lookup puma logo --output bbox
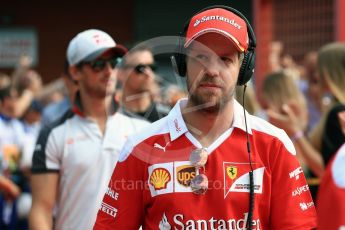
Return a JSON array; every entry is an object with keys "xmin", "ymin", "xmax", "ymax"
[{"xmin": 154, "ymin": 142, "xmax": 170, "ymax": 152}]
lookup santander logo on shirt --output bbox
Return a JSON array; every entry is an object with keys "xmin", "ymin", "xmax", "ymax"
[{"xmin": 158, "ymin": 212, "xmax": 261, "ymax": 230}]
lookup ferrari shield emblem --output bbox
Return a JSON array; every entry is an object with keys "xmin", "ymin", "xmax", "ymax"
[{"xmin": 226, "ymin": 166, "xmax": 238, "ymax": 180}]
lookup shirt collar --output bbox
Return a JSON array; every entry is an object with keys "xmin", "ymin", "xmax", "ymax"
[
  {"xmin": 167, "ymin": 98, "xmax": 252, "ymax": 141},
  {"xmin": 72, "ymin": 91, "xmax": 120, "ymax": 117},
  {"xmin": 167, "ymin": 99, "xmax": 189, "ymax": 141},
  {"xmin": 232, "ymin": 99, "xmax": 252, "ymax": 134}
]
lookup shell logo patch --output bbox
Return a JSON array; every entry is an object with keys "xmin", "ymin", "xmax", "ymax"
[
  {"xmin": 176, "ymin": 165, "xmax": 196, "ymax": 187},
  {"xmin": 150, "ymin": 168, "xmax": 171, "ymax": 190}
]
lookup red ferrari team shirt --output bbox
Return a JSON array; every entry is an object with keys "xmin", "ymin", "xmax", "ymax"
[
  {"xmin": 94, "ymin": 99, "xmax": 317, "ymax": 230},
  {"xmin": 317, "ymin": 143, "xmax": 345, "ymax": 230}
]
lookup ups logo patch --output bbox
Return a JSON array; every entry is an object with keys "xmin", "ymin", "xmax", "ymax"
[{"xmin": 176, "ymin": 165, "xmax": 196, "ymax": 187}]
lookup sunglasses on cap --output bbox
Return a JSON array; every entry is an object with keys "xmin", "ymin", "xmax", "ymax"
[
  {"xmin": 189, "ymin": 148, "xmax": 209, "ymax": 195},
  {"xmin": 124, "ymin": 63, "xmax": 158, "ymax": 74},
  {"xmin": 78, "ymin": 56, "xmax": 123, "ymax": 72}
]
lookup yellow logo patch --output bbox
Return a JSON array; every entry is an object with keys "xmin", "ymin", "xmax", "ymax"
[
  {"xmin": 150, "ymin": 168, "xmax": 171, "ymax": 190},
  {"xmin": 176, "ymin": 165, "xmax": 196, "ymax": 187},
  {"xmin": 226, "ymin": 166, "xmax": 238, "ymax": 180}
]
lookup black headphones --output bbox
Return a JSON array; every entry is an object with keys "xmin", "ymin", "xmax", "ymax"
[{"xmin": 171, "ymin": 5, "xmax": 256, "ymax": 86}]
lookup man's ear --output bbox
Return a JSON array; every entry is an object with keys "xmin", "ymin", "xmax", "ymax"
[{"xmin": 69, "ymin": 66, "xmax": 81, "ymax": 82}]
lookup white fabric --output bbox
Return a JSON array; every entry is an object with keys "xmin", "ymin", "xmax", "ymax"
[
  {"xmin": 43, "ymin": 112, "xmax": 148, "ymax": 230},
  {"xmin": 67, "ymin": 29, "xmax": 116, "ymax": 65}
]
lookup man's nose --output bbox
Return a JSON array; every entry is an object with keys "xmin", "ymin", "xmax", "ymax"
[
  {"xmin": 103, "ymin": 62, "xmax": 114, "ymax": 74},
  {"xmin": 204, "ymin": 58, "xmax": 221, "ymax": 77},
  {"xmin": 142, "ymin": 67, "xmax": 155, "ymax": 78}
]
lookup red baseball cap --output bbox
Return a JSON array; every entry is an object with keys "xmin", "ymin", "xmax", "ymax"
[{"xmin": 184, "ymin": 8, "xmax": 249, "ymax": 52}]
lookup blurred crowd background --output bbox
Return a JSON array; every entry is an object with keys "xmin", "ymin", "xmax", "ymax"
[{"xmin": 0, "ymin": 0, "xmax": 345, "ymax": 229}]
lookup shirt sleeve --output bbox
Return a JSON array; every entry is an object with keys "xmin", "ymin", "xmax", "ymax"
[
  {"xmin": 31, "ymin": 125, "xmax": 62, "ymax": 173},
  {"xmin": 93, "ymin": 144, "xmax": 147, "ymax": 230},
  {"xmin": 270, "ymin": 138, "xmax": 317, "ymax": 229}
]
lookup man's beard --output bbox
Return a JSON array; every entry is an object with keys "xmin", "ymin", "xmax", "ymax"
[
  {"xmin": 82, "ymin": 82, "xmax": 115, "ymax": 99},
  {"xmin": 187, "ymin": 76, "xmax": 234, "ymax": 113}
]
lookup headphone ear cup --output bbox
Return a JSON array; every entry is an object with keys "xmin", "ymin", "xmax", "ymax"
[
  {"xmin": 237, "ymin": 51, "xmax": 255, "ymax": 86},
  {"xmin": 172, "ymin": 36, "xmax": 187, "ymax": 77},
  {"xmin": 177, "ymin": 54, "xmax": 187, "ymax": 77}
]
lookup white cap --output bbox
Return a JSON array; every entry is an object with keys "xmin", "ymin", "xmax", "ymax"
[{"xmin": 67, "ymin": 29, "xmax": 125, "ymax": 66}]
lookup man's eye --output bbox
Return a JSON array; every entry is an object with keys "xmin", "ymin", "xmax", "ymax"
[
  {"xmin": 195, "ymin": 54, "xmax": 208, "ymax": 60},
  {"xmin": 221, "ymin": 57, "xmax": 233, "ymax": 63}
]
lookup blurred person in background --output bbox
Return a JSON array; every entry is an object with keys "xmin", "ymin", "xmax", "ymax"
[
  {"xmin": 0, "ymin": 85, "xmax": 27, "ymax": 229},
  {"xmin": 0, "ymin": 73, "xmax": 11, "ymax": 89},
  {"xmin": 267, "ymin": 42, "xmax": 345, "ymax": 178},
  {"xmin": 118, "ymin": 45, "xmax": 169, "ymax": 122},
  {"xmin": 163, "ymin": 84, "xmax": 187, "ymax": 109},
  {"xmin": 262, "ymin": 71, "xmax": 324, "ymax": 200},
  {"xmin": 314, "ymin": 42, "xmax": 345, "ymax": 165},
  {"xmin": 20, "ymin": 100, "xmax": 43, "ymax": 171},
  {"xmin": 13, "ymin": 69, "xmax": 42, "ymax": 101},
  {"xmin": 41, "ymin": 60, "xmax": 78, "ymax": 126},
  {"xmin": 0, "ymin": 88, "xmax": 19, "ymax": 198},
  {"xmin": 235, "ymin": 83, "xmax": 261, "ymax": 116},
  {"xmin": 29, "ymin": 29, "xmax": 149, "ymax": 230},
  {"xmin": 300, "ymin": 51, "xmax": 327, "ymax": 133},
  {"xmin": 268, "ymin": 41, "xmax": 284, "ymax": 72},
  {"xmin": 11, "ymin": 56, "xmax": 43, "ymax": 119}
]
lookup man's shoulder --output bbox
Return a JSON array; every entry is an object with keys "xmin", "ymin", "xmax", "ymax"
[
  {"xmin": 118, "ymin": 116, "xmax": 170, "ymax": 162},
  {"xmin": 42, "ymin": 98, "xmax": 71, "ymax": 125},
  {"xmin": 39, "ymin": 109, "xmax": 75, "ymax": 139},
  {"xmin": 249, "ymin": 114, "xmax": 282, "ymax": 133},
  {"xmin": 248, "ymin": 114, "xmax": 296, "ymax": 155},
  {"xmin": 128, "ymin": 115, "xmax": 170, "ymax": 146},
  {"xmin": 112, "ymin": 112, "xmax": 150, "ymax": 129}
]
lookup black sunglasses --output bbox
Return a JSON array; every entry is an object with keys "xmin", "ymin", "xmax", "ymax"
[
  {"xmin": 124, "ymin": 64, "xmax": 157, "ymax": 74},
  {"xmin": 78, "ymin": 56, "xmax": 123, "ymax": 72}
]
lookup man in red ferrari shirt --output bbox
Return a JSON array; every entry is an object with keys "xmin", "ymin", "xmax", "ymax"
[{"xmin": 94, "ymin": 5, "xmax": 317, "ymax": 229}]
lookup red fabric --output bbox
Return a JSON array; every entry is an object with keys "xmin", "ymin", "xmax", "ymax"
[
  {"xmin": 185, "ymin": 8, "xmax": 249, "ymax": 52},
  {"xmin": 317, "ymin": 145, "xmax": 345, "ymax": 230},
  {"xmin": 94, "ymin": 129, "xmax": 316, "ymax": 229}
]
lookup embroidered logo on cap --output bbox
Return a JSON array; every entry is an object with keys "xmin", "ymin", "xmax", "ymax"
[{"xmin": 193, "ymin": 15, "xmax": 242, "ymax": 30}]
